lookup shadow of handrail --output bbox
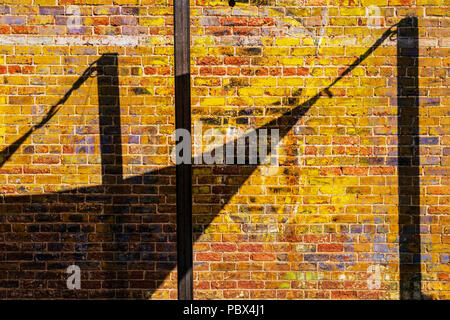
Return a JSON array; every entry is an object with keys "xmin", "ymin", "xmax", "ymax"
[{"xmin": 0, "ymin": 59, "xmax": 99, "ymax": 168}]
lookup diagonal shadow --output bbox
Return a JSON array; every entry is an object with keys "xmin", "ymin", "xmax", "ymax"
[
  {"xmin": 0, "ymin": 19, "xmax": 422, "ymax": 299},
  {"xmin": 0, "ymin": 60, "xmax": 99, "ymax": 168}
]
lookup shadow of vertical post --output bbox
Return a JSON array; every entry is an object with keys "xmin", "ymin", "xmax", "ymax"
[
  {"xmin": 96, "ymin": 53, "xmax": 126, "ymax": 297},
  {"xmin": 397, "ymin": 17, "xmax": 422, "ymax": 300},
  {"xmin": 97, "ymin": 53, "xmax": 123, "ymax": 185}
]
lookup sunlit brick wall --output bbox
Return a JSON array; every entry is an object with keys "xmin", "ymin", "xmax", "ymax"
[{"xmin": 0, "ymin": 0, "xmax": 448, "ymax": 299}]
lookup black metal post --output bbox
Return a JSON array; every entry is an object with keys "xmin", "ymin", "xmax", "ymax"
[{"xmin": 174, "ymin": 0, "xmax": 193, "ymax": 300}]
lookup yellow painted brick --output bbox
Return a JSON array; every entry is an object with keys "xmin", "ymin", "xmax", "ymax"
[
  {"xmin": 275, "ymin": 38, "xmax": 301, "ymax": 46},
  {"xmin": 302, "ymin": 37, "xmax": 315, "ymax": 46},
  {"xmin": 192, "ymin": 47, "xmax": 208, "ymax": 56},
  {"xmin": 61, "ymin": 174, "xmax": 89, "ymax": 184},
  {"xmin": 251, "ymin": 57, "xmax": 277, "ymax": 66},
  {"xmin": 319, "ymin": 206, "xmax": 346, "ymax": 214},
  {"xmin": 227, "ymin": 97, "xmax": 253, "ymax": 106},
  {"xmin": 305, "ymin": 78, "xmax": 331, "ymax": 87},
  {"xmin": 238, "ymin": 87, "xmax": 264, "ymax": 96},
  {"xmin": 154, "ymin": 47, "xmax": 174, "ymax": 55},
  {"xmin": 239, "ymin": 186, "xmax": 265, "ymax": 195},
  {"xmin": 331, "ymin": 215, "xmax": 357, "ymax": 223},
  {"xmin": 114, "ymin": 0, "xmax": 140, "ymax": 4},
  {"xmin": 278, "ymin": 78, "xmax": 304, "ymax": 87},
  {"xmin": 361, "ymin": 0, "xmax": 388, "ymax": 4},
  {"xmin": 426, "ymin": 8, "xmax": 447, "ymax": 16},
  {"xmin": 417, "ymin": 0, "xmax": 444, "ymax": 4},
  {"xmin": 200, "ymin": 97, "xmax": 225, "ymax": 106},
  {"xmin": 15, "ymin": 46, "xmax": 42, "ymax": 55},
  {"xmin": 291, "ymin": 47, "xmax": 317, "ymax": 56},
  {"xmin": 34, "ymin": 56, "xmax": 60, "ymax": 65},
  {"xmin": 279, "ymin": 57, "xmax": 304, "ymax": 66},
  {"xmin": 0, "ymin": 45, "xmax": 13, "ymax": 55},
  {"xmin": 6, "ymin": 56, "xmax": 32, "ymax": 64},
  {"xmin": 36, "ymin": 176, "xmax": 61, "ymax": 184},
  {"xmin": 303, "ymin": 196, "xmax": 329, "ymax": 204},
  {"xmin": 340, "ymin": 7, "xmax": 366, "ymax": 16},
  {"xmin": 208, "ymin": 46, "xmax": 234, "ymax": 56},
  {"xmin": 254, "ymin": 97, "xmax": 281, "ymax": 106},
  {"xmin": 347, "ymin": 88, "xmax": 374, "ymax": 97},
  {"xmin": 194, "ymin": 77, "xmax": 221, "ymax": 86},
  {"xmin": 250, "ymin": 78, "xmax": 276, "ymax": 87},
  {"xmin": 193, "ymin": 36, "xmax": 215, "ymax": 46},
  {"xmin": 304, "ymin": 215, "xmax": 330, "ymax": 224},
  {"xmin": 263, "ymin": 47, "xmax": 290, "ymax": 56},
  {"xmin": 223, "ymin": 78, "xmax": 249, "ymax": 87},
  {"xmin": 264, "ymin": 88, "xmax": 290, "ymax": 96},
  {"xmin": 278, "ymin": 17, "xmax": 303, "ymax": 27},
  {"xmin": 318, "ymin": 47, "xmax": 345, "ymax": 56},
  {"xmin": 360, "ymin": 78, "xmax": 387, "ymax": 87},
  {"xmin": 140, "ymin": 17, "xmax": 165, "ymax": 26},
  {"xmin": 331, "ymin": 195, "xmax": 357, "ymax": 205},
  {"xmin": 330, "ymin": 17, "xmax": 358, "ymax": 26},
  {"xmin": 3, "ymin": 76, "xmax": 29, "ymax": 85}
]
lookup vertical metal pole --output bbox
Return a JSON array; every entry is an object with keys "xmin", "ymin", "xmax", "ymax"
[{"xmin": 174, "ymin": 0, "xmax": 193, "ymax": 300}]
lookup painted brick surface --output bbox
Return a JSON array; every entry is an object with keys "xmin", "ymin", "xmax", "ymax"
[{"xmin": 0, "ymin": 0, "xmax": 448, "ymax": 299}]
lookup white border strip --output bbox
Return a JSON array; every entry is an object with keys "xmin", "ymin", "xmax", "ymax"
[{"xmin": 0, "ymin": 35, "xmax": 147, "ymax": 47}]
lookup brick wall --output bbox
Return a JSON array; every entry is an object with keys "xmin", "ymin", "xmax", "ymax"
[{"xmin": 0, "ymin": 0, "xmax": 448, "ymax": 299}]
